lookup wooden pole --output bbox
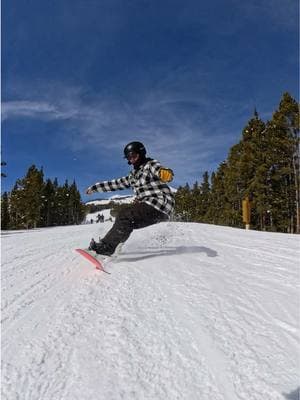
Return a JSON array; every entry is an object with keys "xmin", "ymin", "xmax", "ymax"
[{"xmin": 242, "ymin": 197, "xmax": 251, "ymax": 230}]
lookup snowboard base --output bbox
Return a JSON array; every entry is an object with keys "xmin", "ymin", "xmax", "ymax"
[{"xmin": 75, "ymin": 249, "xmax": 110, "ymax": 273}]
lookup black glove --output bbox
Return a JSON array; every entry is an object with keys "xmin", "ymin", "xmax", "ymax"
[{"xmin": 86, "ymin": 185, "xmax": 97, "ymax": 195}]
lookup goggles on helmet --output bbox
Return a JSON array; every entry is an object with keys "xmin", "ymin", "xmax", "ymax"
[{"xmin": 125, "ymin": 151, "xmax": 139, "ymax": 160}]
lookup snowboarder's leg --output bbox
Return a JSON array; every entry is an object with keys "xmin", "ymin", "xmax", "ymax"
[{"xmin": 93, "ymin": 202, "xmax": 168, "ymax": 255}]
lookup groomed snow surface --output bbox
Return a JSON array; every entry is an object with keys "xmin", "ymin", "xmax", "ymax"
[{"xmin": 2, "ymin": 220, "xmax": 299, "ymax": 400}]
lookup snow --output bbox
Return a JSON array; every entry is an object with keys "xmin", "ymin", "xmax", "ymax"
[
  {"xmin": 85, "ymin": 186, "xmax": 176, "ymax": 207},
  {"xmin": 85, "ymin": 208, "xmax": 114, "ymax": 223},
  {"xmin": 86, "ymin": 195, "xmax": 135, "ymax": 206},
  {"xmin": 1, "ymin": 221, "xmax": 300, "ymax": 400}
]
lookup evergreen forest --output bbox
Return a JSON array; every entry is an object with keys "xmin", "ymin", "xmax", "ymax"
[
  {"xmin": 1, "ymin": 92, "xmax": 299, "ymax": 233},
  {"xmin": 1, "ymin": 166, "xmax": 86, "ymax": 229},
  {"xmin": 174, "ymin": 92, "xmax": 299, "ymax": 233}
]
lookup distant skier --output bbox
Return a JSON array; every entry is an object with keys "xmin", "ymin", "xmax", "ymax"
[{"xmin": 86, "ymin": 141, "xmax": 175, "ymax": 256}]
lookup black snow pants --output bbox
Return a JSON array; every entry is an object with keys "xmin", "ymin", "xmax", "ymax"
[{"xmin": 102, "ymin": 202, "xmax": 168, "ymax": 253}]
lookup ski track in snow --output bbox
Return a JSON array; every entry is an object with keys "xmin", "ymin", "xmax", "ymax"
[{"xmin": 1, "ymin": 222, "xmax": 299, "ymax": 400}]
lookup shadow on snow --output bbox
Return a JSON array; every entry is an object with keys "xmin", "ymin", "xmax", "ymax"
[
  {"xmin": 119, "ymin": 245, "xmax": 218, "ymax": 262},
  {"xmin": 283, "ymin": 387, "xmax": 300, "ymax": 400}
]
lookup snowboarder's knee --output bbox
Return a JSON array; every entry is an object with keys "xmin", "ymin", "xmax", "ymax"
[{"xmin": 117, "ymin": 205, "xmax": 132, "ymax": 218}]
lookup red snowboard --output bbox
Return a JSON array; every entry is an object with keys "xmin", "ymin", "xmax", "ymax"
[{"xmin": 75, "ymin": 249, "xmax": 110, "ymax": 273}]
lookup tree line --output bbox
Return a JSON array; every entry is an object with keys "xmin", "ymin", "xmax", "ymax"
[
  {"xmin": 1, "ymin": 92, "xmax": 298, "ymax": 233},
  {"xmin": 174, "ymin": 92, "xmax": 300, "ymax": 233},
  {"xmin": 1, "ymin": 165, "xmax": 86, "ymax": 229}
]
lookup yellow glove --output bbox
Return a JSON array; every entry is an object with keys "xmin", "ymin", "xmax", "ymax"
[{"xmin": 159, "ymin": 168, "xmax": 174, "ymax": 183}]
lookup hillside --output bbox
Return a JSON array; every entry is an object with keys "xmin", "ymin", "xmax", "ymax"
[
  {"xmin": 1, "ymin": 221, "xmax": 299, "ymax": 400},
  {"xmin": 85, "ymin": 194, "xmax": 135, "ymax": 207}
]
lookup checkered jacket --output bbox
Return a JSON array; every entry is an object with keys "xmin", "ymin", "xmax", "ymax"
[{"xmin": 92, "ymin": 159, "xmax": 175, "ymax": 216}]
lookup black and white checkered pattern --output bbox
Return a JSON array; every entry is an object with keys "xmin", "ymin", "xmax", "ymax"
[{"xmin": 93, "ymin": 159, "xmax": 175, "ymax": 216}]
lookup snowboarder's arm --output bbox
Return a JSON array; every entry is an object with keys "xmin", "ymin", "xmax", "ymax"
[
  {"xmin": 159, "ymin": 168, "xmax": 174, "ymax": 183},
  {"xmin": 149, "ymin": 160, "xmax": 174, "ymax": 183},
  {"xmin": 86, "ymin": 176, "xmax": 130, "ymax": 194}
]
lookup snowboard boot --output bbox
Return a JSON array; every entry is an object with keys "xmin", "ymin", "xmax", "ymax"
[{"xmin": 88, "ymin": 238, "xmax": 114, "ymax": 256}]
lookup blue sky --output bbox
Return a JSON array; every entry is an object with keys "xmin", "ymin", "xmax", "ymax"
[{"xmin": 2, "ymin": 0, "xmax": 299, "ymax": 201}]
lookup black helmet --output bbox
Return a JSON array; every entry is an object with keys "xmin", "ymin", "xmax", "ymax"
[{"xmin": 123, "ymin": 141, "xmax": 146, "ymax": 158}]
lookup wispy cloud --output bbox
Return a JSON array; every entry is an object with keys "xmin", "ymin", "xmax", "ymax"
[
  {"xmin": 1, "ymin": 80, "xmax": 251, "ymax": 185},
  {"xmin": 2, "ymin": 100, "xmax": 80, "ymax": 121}
]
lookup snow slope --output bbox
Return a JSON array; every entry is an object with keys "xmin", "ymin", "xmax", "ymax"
[
  {"xmin": 1, "ymin": 221, "xmax": 299, "ymax": 400},
  {"xmin": 85, "ymin": 208, "xmax": 114, "ymax": 223},
  {"xmin": 85, "ymin": 195, "xmax": 135, "ymax": 207}
]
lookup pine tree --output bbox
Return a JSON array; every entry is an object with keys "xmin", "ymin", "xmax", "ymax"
[
  {"xmin": 41, "ymin": 179, "xmax": 55, "ymax": 226},
  {"xmin": 241, "ymin": 113, "xmax": 269, "ymax": 230},
  {"xmin": 54, "ymin": 181, "xmax": 68, "ymax": 225},
  {"xmin": 21, "ymin": 166, "xmax": 44, "ymax": 228},
  {"xmin": 68, "ymin": 180, "xmax": 84, "ymax": 225},
  {"xmin": 174, "ymin": 184, "xmax": 192, "ymax": 221},
  {"xmin": 224, "ymin": 142, "xmax": 245, "ymax": 227},
  {"xmin": 51, "ymin": 178, "xmax": 60, "ymax": 226},
  {"xmin": 274, "ymin": 92, "xmax": 299, "ymax": 232},
  {"xmin": 191, "ymin": 181, "xmax": 201, "ymax": 221},
  {"xmin": 191, "ymin": 172, "xmax": 211, "ymax": 222},
  {"xmin": 1, "ymin": 192, "xmax": 10, "ymax": 230},
  {"xmin": 9, "ymin": 180, "xmax": 26, "ymax": 229},
  {"xmin": 221, "ymin": 112, "xmax": 265, "ymax": 228},
  {"xmin": 208, "ymin": 162, "xmax": 230, "ymax": 226},
  {"xmin": 200, "ymin": 171, "xmax": 210, "ymax": 222},
  {"xmin": 262, "ymin": 94, "xmax": 299, "ymax": 232},
  {"xmin": 63, "ymin": 180, "xmax": 72, "ymax": 225}
]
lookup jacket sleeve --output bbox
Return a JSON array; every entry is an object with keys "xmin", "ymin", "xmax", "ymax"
[
  {"xmin": 149, "ymin": 160, "xmax": 174, "ymax": 183},
  {"xmin": 93, "ymin": 176, "xmax": 131, "ymax": 192}
]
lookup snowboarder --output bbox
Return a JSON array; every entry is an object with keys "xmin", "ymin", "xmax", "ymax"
[{"xmin": 86, "ymin": 141, "xmax": 175, "ymax": 256}]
